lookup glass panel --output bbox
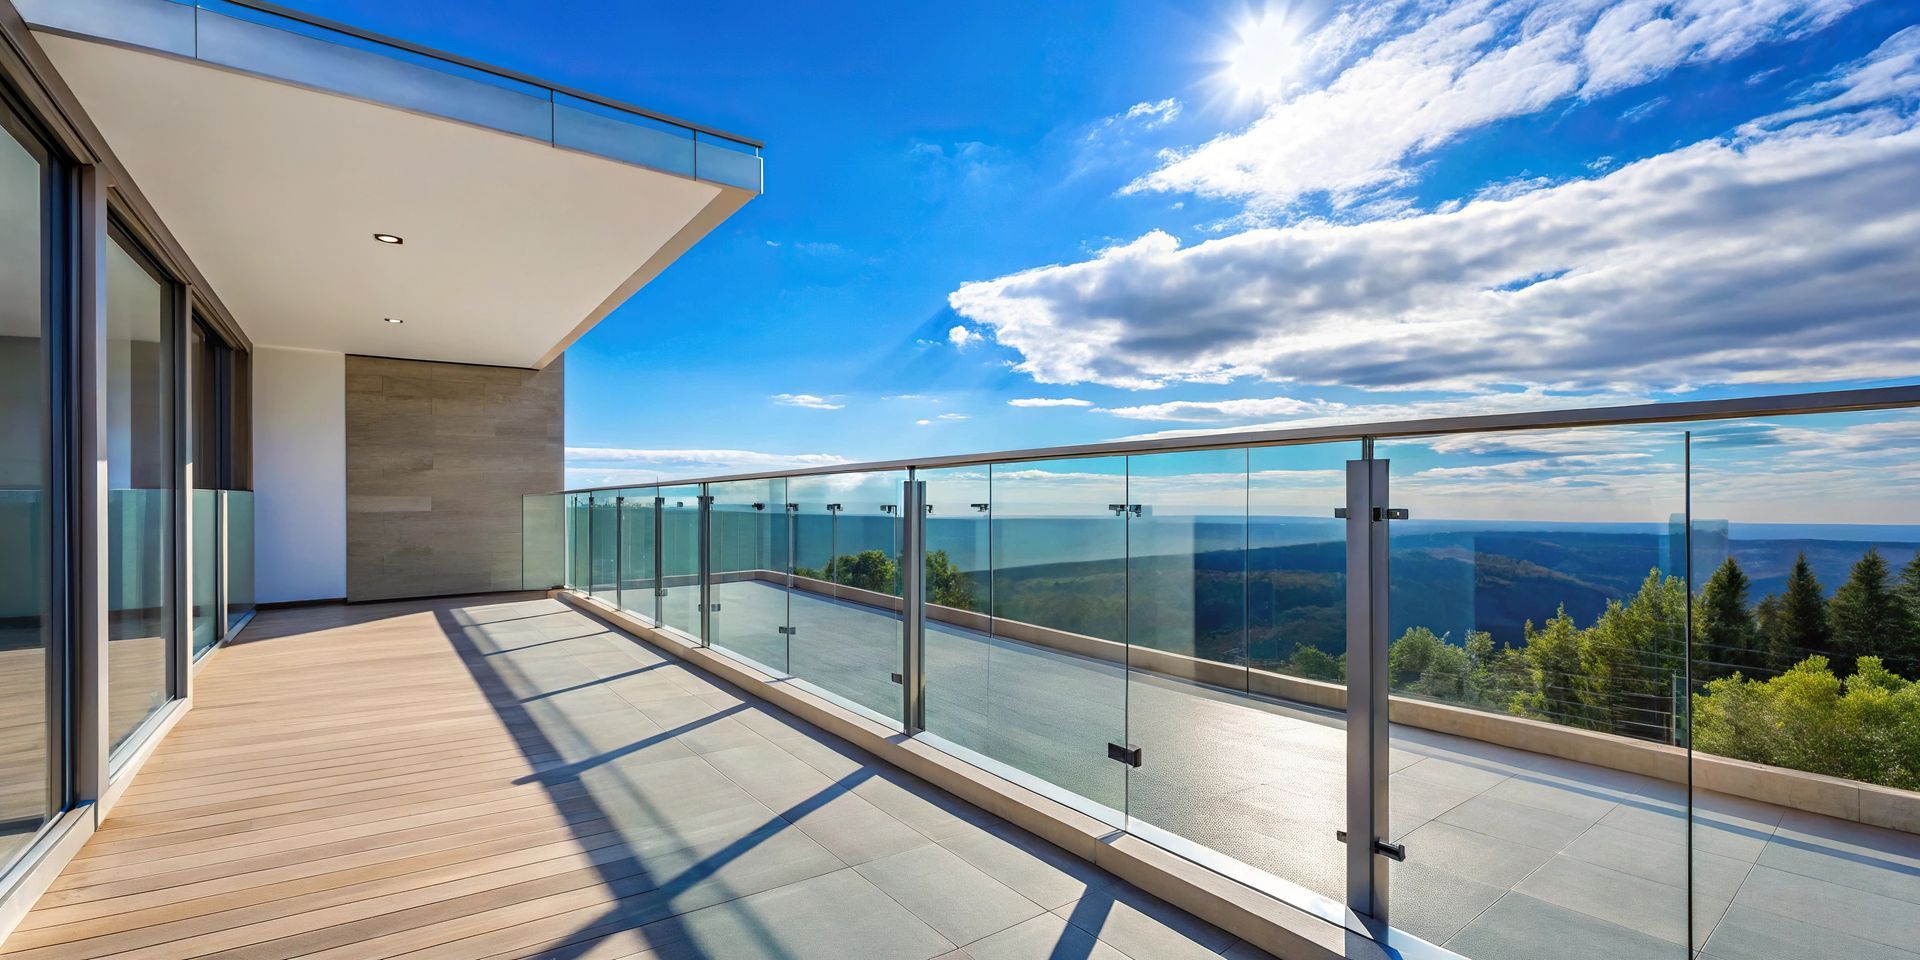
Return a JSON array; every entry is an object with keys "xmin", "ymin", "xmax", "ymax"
[
  {"xmin": 788, "ymin": 470, "xmax": 904, "ymax": 725},
  {"xmin": 695, "ymin": 133, "xmax": 764, "ymax": 191},
  {"xmin": 190, "ymin": 489, "xmax": 217, "ymax": 657},
  {"xmin": 1123, "ymin": 445, "xmax": 1352, "ymax": 915},
  {"xmin": 617, "ymin": 487, "xmax": 657, "ymax": 621},
  {"xmin": 925, "ymin": 457, "xmax": 1128, "ymax": 823},
  {"xmin": 554, "ymin": 94, "xmax": 695, "ymax": 178},
  {"xmin": 0, "ymin": 104, "xmax": 51, "ymax": 868},
  {"xmin": 224, "ymin": 490, "xmax": 252, "ymax": 630},
  {"xmin": 1381, "ymin": 427, "xmax": 1689, "ymax": 955},
  {"xmin": 709, "ymin": 478, "xmax": 788, "ymax": 671},
  {"xmin": 568, "ymin": 493, "xmax": 589, "ymax": 591},
  {"xmin": 106, "ymin": 233, "xmax": 174, "ymax": 758},
  {"xmin": 658, "ymin": 485, "xmax": 703, "ymax": 639},
  {"xmin": 588, "ymin": 491, "xmax": 618, "ymax": 604},
  {"xmin": 194, "ymin": 2, "xmax": 553, "ymax": 141},
  {"xmin": 521, "ymin": 493, "xmax": 566, "ymax": 590},
  {"xmin": 1688, "ymin": 411, "xmax": 1920, "ymax": 960}
]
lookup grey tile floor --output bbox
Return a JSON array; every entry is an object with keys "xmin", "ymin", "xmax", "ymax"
[
  {"xmin": 645, "ymin": 581, "xmax": 1920, "ymax": 960},
  {"xmin": 443, "ymin": 597, "xmax": 1270, "ymax": 960}
]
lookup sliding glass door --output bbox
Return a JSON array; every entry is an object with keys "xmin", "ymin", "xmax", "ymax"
[
  {"xmin": 0, "ymin": 88, "xmax": 57, "ymax": 873},
  {"xmin": 105, "ymin": 228, "xmax": 175, "ymax": 758}
]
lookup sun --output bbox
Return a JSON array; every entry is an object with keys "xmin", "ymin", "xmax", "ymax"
[{"xmin": 1217, "ymin": 3, "xmax": 1312, "ymax": 106}]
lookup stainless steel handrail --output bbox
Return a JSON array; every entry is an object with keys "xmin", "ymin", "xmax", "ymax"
[{"xmin": 554, "ymin": 383, "xmax": 1920, "ymax": 494}]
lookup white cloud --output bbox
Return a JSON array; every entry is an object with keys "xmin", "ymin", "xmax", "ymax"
[
  {"xmin": 915, "ymin": 419, "xmax": 932, "ymax": 426},
  {"xmin": 1127, "ymin": 0, "xmax": 1862, "ymax": 213},
  {"xmin": 1124, "ymin": 98, "xmax": 1182, "ymax": 127},
  {"xmin": 947, "ymin": 325, "xmax": 983, "ymax": 348},
  {"xmin": 937, "ymin": 412, "xmax": 969, "ymax": 420},
  {"xmin": 1106, "ymin": 387, "xmax": 1649, "ymax": 429},
  {"xmin": 953, "ymin": 94, "xmax": 1920, "ymax": 394},
  {"xmin": 565, "ymin": 447, "xmax": 850, "ymax": 487},
  {"xmin": 771, "ymin": 393, "xmax": 845, "ymax": 410},
  {"xmin": 1007, "ymin": 397, "xmax": 1095, "ymax": 408}
]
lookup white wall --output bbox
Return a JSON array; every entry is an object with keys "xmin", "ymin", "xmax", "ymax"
[{"xmin": 253, "ymin": 347, "xmax": 345, "ymax": 603}]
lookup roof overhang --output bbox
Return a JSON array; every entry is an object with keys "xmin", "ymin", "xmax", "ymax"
[{"xmin": 19, "ymin": 0, "xmax": 761, "ymax": 368}]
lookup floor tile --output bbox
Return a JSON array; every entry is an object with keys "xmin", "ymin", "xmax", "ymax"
[
  {"xmin": 854, "ymin": 843, "xmax": 1047, "ymax": 945},
  {"xmin": 1444, "ymin": 892, "xmax": 1680, "ymax": 960}
]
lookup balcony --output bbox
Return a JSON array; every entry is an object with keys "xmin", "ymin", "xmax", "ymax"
[{"xmin": 2, "ymin": 594, "xmax": 1262, "ymax": 959}]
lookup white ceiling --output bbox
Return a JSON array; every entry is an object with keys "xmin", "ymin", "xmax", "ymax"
[{"xmin": 38, "ymin": 34, "xmax": 736, "ymax": 368}]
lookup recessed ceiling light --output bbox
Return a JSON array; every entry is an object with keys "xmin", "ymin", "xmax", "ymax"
[
  {"xmin": 373, "ymin": 233, "xmax": 404, "ymax": 244},
  {"xmin": 383, "ymin": 317, "xmax": 404, "ymax": 324}
]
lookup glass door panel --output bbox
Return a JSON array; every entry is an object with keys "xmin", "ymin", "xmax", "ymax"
[
  {"xmin": 0, "ymin": 102, "xmax": 53, "ymax": 868},
  {"xmin": 709, "ymin": 478, "xmax": 787, "ymax": 671},
  {"xmin": 105, "ymin": 232, "xmax": 175, "ymax": 758},
  {"xmin": 617, "ymin": 487, "xmax": 657, "ymax": 622},
  {"xmin": 658, "ymin": 485, "xmax": 703, "ymax": 639},
  {"xmin": 1378, "ymin": 427, "xmax": 1689, "ymax": 956},
  {"xmin": 789, "ymin": 470, "xmax": 904, "ymax": 724}
]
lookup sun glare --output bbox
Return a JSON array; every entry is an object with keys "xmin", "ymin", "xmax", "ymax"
[{"xmin": 1219, "ymin": 4, "xmax": 1310, "ymax": 105}]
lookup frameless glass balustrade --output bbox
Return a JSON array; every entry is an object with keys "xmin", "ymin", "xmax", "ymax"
[{"xmin": 543, "ymin": 390, "xmax": 1920, "ymax": 960}]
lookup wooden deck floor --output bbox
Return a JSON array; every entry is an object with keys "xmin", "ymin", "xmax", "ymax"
[{"xmin": 2, "ymin": 594, "xmax": 1259, "ymax": 960}]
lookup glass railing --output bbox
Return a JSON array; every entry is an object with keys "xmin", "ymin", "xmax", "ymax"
[
  {"xmin": 540, "ymin": 386, "xmax": 1920, "ymax": 960},
  {"xmin": 189, "ymin": 488, "xmax": 257, "ymax": 663},
  {"xmin": 16, "ymin": 0, "xmax": 763, "ymax": 191}
]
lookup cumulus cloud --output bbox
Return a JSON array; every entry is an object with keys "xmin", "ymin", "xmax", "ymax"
[
  {"xmin": 771, "ymin": 393, "xmax": 845, "ymax": 410},
  {"xmin": 1108, "ymin": 387, "xmax": 1649, "ymax": 431},
  {"xmin": 954, "ymin": 92, "xmax": 1920, "ymax": 393},
  {"xmin": 947, "ymin": 325, "xmax": 983, "ymax": 348},
  {"xmin": 1007, "ymin": 397, "xmax": 1095, "ymax": 408},
  {"xmin": 565, "ymin": 447, "xmax": 849, "ymax": 487},
  {"xmin": 1127, "ymin": 0, "xmax": 1862, "ymax": 213}
]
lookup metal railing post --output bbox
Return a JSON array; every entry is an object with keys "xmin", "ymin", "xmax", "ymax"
[
  {"xmin": 698, "ymin": 485, "xmax": 713, "ymax": 645},
  {"xmin": 901, "ymin": 474, "xmax": 927, "ymax": 732},
  {"xmin": 1344, "ymin": 451, "xmax": 1393, "ymax": 920}
]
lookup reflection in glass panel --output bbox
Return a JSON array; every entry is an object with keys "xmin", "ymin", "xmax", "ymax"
[
  {"xmin": 659, "ymin": 485, "xmax": 703, "ymax": 639},
  {"xmin": 788, "ymin": 470, "xmax": 904, "ymax": 724},
  {"xmin": 190, "ymin": 489, "xmax": 217, "ymax": 657},
  {"xmin": 225, "ymin": 490, "xmax": 253, "ymax": 630},
  {"xmin": 925, "ymin": 458, "xmax": 1128, "ymax": 821},
  {"xmin": 617, "ymin": 487, "xmax": 657, "ymax": 622},
  {"xmin": 1380, "ymin": 427, "xmax": 1689, "ymax": 956},
  {"xmin": 1689, "ymin": 411, "xmax": 1920, "ymax": 960},
  {"xmin": 107, "ymin": 233, "xmax": 174, "ymax": 758},
  {"xmin": 0, "ymin": 106, "xmax": 51, "ymax": 868},
  {"xmin": 589, "ymin": 491, "xmax": 619, "ymax": 604},
  {"xmin": 709, "ymin": 478, "xmax": 788, "ymax": 671}
]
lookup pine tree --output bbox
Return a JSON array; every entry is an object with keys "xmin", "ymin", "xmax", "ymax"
[
  {"xmin": 1830, "ymin": 547, "xmax": 1917, "ymax": 677},
  {"xmin": 1699, "ymin": 557, "xmax": 1760, "ymax": 679},
  {"xmin": 1901, "ymin": 552, "xmax": 1920, "ymax": 636},
  {"xmin": 1774, "ymin": 553, "xmax": 1832, "ymax": 671}
]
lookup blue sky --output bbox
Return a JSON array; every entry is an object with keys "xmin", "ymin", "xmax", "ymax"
[{"xmin": 280, "ymin": 1, "xmax": 1920, "ymax": 491}]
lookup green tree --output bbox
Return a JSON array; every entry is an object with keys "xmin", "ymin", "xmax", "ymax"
[
  {"xmin": 924, "ymin": 549, "xmax": 978, "ymax": 611},
  {"xmin": 1900, "ymin": 552, "xmax": 1920, "ymax": 642},
  {"xmin": 1771, "ymin": 553, "xmax": 1833, "ymax": 672},
  {"xmin": 820, "ymin": 550, "xmax": 898, "ymax": 594},
  {"xmin": 1693, "ymin": 654, "xmax": 1920, "ymax": 790},
  {"xmin": 1511, "ymin": 607, "xmax": 1590, "ymax": 728},
  {"xmin": 1698, "ymin": 557, "xmax": 1761, "ymax": 679},
  {"xmin": 1829, "ymin": 547, "xmax": 1917, "ymax": 677},
  {"xmin": 1285, "ymin": 643, "xmax": 1345, "ymax": 683},
  {"xmin": 1577, "ymin": 569, "xmax": 1689, "ymax": 740}
]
